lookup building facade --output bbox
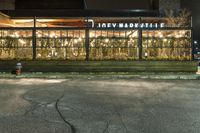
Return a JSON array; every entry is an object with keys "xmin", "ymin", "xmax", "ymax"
[
  {"xmin": 0, "ymin": 0, "xmax": 194, "ymax": 61},
  {"xmin": 0, "ymin": 0, "xmax": 15, "ymax": 10}
]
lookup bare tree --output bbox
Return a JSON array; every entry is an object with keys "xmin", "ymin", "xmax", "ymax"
[{"xmin": 164, "ymin": 8, "xmax": 191, "ymax": 27}]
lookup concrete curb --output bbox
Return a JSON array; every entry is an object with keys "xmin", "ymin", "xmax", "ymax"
[{"xmin": 0, "ymin": 73, "xmax": 200, "ymax": 80}]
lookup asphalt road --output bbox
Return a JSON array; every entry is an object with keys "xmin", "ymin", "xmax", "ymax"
[{"xmin": 0, "ymin": 78, "xmax": 200, "ymax": 133}]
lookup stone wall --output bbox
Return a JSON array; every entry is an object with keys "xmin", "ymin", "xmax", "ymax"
[
  {"xmin": 159, "ymin": 0, "xmax": 180, "ymax": 14},
  {"xmin": 0, "ymin": 0, "xmax": 15, "ymax": 10}
]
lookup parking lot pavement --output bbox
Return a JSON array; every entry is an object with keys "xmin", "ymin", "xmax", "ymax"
[{"xmin": 0, "ymin": 78, "xmax": 200, "ymax": 133}]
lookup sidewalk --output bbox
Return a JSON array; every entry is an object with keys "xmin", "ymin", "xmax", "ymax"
[{"xmin": 0, "ymin": 72, "xmax": 200, "ymax": 80}]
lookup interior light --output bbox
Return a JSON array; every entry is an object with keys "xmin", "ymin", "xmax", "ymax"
[
  {"xmin": 145, "ymin": 52, "xmax": 148, "ymax": 57},
  {"xmin": 105, "ymin": 39, "xmax": 109, "ymax": 43},
  {"xmin": 12, "ymin": 19, "xmax": 33, "ymax": 23},
  {"xmin": 159, "ymin": 34, "xmax": 163, "ymax": 38},
  {"xmin": 175, "ymin": 34, "xmax": 182, "ymax": 38},
  {"xmin": 37, "ymin": 34, "xmax": 42, "ymax": 38},
  {"xmin": 50, "ymin": 33, "xmax": 56, "ymax": 38},
  {"xmin": 37, "ymin": 54, "xmax": 41, "ymax": 57},
  {"xmin": 90, "ymin": 33, "xmax": 95, "ymax": 37},
  {"xmin": 78, "ymin": 37, "xmax": 82, "ymax": 42},
  {"xmin": 19, "ymin": 39, "xmax": 26, "ymax": 44},
  {"xmin": 158, "ymin": 32, "xmax": 162, "ymax": 35},
  {"xmin": 168, "ymin": 34, "xmax": 172, "ymax": 37},
  {"xmin": 15, "ymin": 34, "xmax": 19, "ymax": 38},
  {"xmin": 10, "ymin": 34, "xmax": 15, "ymax": 38},
  {"xmin": 181, "ymin": 31, "xmax": 186, "ymax": 34},
  {"xmin": 74, "ymin": 39, "xmax": 78, "ymax": 44},
  {"xmin": 36, "ymin": 19, "xmax": 55, "ymax": 22},
  {"xmin": 1, "ymin": 39, "xmax": 5, "ymax": 43},
  {"xmin": 163, "ymin": 39, "xmax": 167, "ymax": 42}
]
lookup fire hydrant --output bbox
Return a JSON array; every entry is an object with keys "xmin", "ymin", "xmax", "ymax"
[
  {"xmin": 16, "ymin": 62, "xmax": 22, "ymax": 75},
  {"xmin": 198, "ymin": 61, "xmax": 200, "ymax": 74}
]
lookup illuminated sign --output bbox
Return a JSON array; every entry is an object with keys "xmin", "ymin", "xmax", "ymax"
[
  {"xmin": 85, "ymin": 19, "xmax": 165, "ymax": 28},
  {"xmin": 96, "ymin": 23, "xmax": 165, "ymax": 28}
]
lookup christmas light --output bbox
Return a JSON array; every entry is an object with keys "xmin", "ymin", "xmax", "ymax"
[
  {"xmin": 74, "ymin": 39, "xmax": 78, "ymax": 44},
  {"xmin": 19, "ymin": 39, "xmax": 26, "ymax": 44},
  {"xmin": 78, "ymin": 37, "xmax": 82, "ymax": 42},
  {"xmin": 105, "ymin": 39, "xmax": 109, "ymax": 43},
  {"xmin": 163, "ymin": 39, "xmax": 167, "ymax": 42}
]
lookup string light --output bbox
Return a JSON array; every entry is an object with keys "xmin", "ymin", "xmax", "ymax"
[
  {"xmin": 50, "ymin": 33, "xmax": 56, "ymax": 38},
  {"xmin": 158, "ymin": 31, "xmax": 162, "ymax": 35},
  {"xmin": 90, "ymin": 33, "xmax": 95, "ymax": 37},
  {"xmin": 37, "ymin": 54, "xmax": 41, "ymax": 57},
  {"xmin": 37, "ymin": 34, "xmax": 42, "ymax": 38},
  {"xmin": 1, "ymin": 39, "xmax": 5, "ymax": 43},
  {"xmin": 158, "ymin": 31, "xmax": 163, "ymax": 38},
  {"xmin": 148, "ymin": 40, "xmax": 152, "ymax": 43},
  {"xmin": 105, "ymin": 39, "xmax": 109, "ymax": 43},
  {"xmin": 168, "ymin": 34, "xmax": 172, "ymax": 37},
  {"xmin": 163, "ymin": 39, "xmax": 167, "ymax": 42},
  {"xmin": 159, "ymin": 34, "xmax": 163, "ymax": 38},
  {"xmin": 78, "ymin": 37, "xmax": 82, "ymax": 42},
  {"xmin": 181, "ymin": 31, "xmax": 186, "ymax": 34},
  {"xmin": 19, "ymin": 39, "xmax": 26, "ymax": 44},
  {"xmin": 74, "ymin": 39, "xmax": 78, "ymax": 44},
  {"xmin": 10, "ymin": 34, "xmax": 15, "ymax": 37},
  {"xmin": 175, "ymin": 34, "xmax": 181, "ymax": 38},
  {"xmin": 15, "ymin": 32, "xmax": 19, "ymax": 38}
]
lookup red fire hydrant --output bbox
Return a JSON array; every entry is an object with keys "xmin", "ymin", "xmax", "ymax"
[{"xmin": 16, "ymin": 62, "xmax": 22, "ymax": 75}]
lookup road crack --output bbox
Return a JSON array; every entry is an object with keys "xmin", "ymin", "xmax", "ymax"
[
  {"xmin": 103, "ymin": 121, "xmax": 110, "ymax": 133},
  {"xmin": 55, "ymin": 94, "xmax": 76, "ymax": 133}
]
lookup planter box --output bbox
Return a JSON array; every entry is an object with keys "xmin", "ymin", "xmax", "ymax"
[{"xmin": 0, "ymin": 60, "xmax": 198, "ymax": 73}]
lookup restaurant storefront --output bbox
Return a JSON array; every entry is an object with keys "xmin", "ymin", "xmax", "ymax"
[{"xmin": 0, "ymin": 16, "xmax": 193, "ymax": 61}]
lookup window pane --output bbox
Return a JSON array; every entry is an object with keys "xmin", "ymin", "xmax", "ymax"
[
  {"xmin": 36, "ymin": 30, "xmax": 86, "ymax": 60},
  {"xmin": 0, "ymin": 29, "xmax": 32, "ymax": 60},
  {"xmin": 89, "ymin": 30, "xmax": 139, "ymax": 60},
  {"xmin": 142, "ymin": 30, "xmax": 192, "ymax": 60}
]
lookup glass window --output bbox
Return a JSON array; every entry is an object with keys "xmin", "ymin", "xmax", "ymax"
[
  {"xmin": 36, "ymin": 30, "xmax": 86, "ymax": 60},
  {"xmin": 0, "ymin": 29, "xmax": 33, "ymax": 60},
  {"xmin": 142, "ymin": 30, "xmax": 192, "ymax": 60},
  {"xmin": 89, "ymin": 30, "xmax": 139, "ymax": 60}
]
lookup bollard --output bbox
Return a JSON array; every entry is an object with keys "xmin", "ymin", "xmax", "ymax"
[{"xmin": 16, "ymin": 62, "xmax": 22, "ymax": 75}]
